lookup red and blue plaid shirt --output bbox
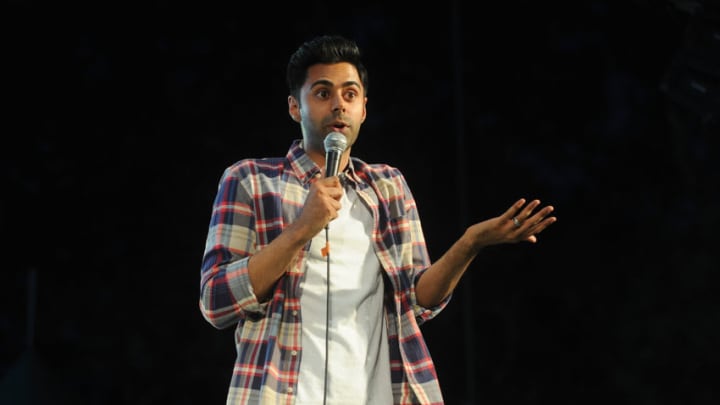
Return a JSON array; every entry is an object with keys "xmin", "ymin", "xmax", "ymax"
[{"xmin": 199, "ymin": 139, "xmax": 450, "ymax": 404}]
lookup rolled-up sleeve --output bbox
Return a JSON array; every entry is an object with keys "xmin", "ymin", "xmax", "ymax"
[{"xmin": 199, "ymin": 164, "xmax": 268, "ymax": 330}]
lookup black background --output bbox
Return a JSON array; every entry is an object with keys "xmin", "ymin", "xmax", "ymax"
[{"xmin": 3, "ymin": 1, "xmax": 719, "ymax": 404}]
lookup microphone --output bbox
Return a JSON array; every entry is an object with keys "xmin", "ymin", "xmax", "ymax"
[
  {"xmin": 320, "ymin": 132, "xmax": 347, "ymax": 402},
  {"xmin": 323, "ymin": 132, "xmax": 348, "ymax": 178}
]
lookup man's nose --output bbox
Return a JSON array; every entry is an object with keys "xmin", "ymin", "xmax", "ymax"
[{"xmin": 331, "ymin": 94, "xmax": 346, "ymax": 112}]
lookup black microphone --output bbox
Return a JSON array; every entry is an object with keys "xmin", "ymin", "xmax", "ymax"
[{"xmin": 323, "ymin": 132, "xmax": 348, "ymax": 178}]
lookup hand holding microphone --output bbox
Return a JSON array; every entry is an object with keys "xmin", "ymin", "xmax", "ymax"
[
  {"xmin": 294, "ymin": 133, "xmax": 348, "ymax": 238},
  {"xmin": 321, "ymin": 132, "xmax": 347, "ymax": 232}
]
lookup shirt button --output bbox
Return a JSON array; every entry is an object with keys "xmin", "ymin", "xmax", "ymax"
[
  {"xmin": 292, "ymin": 310, "xmax": 298, "ymax": 316},
  {"xmin": 287, "ymin": 386, "xmax": 294, "ymax": 394},
  {"xmin": 291, "ymin": 350, "xmax": 298, "ymax": 356}
]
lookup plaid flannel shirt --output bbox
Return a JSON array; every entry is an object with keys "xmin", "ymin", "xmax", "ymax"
[{"xmin": 199, "ymin": 139, "xmax": 450, "ymax": 404}]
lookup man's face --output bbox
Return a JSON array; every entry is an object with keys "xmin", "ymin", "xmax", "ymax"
[{"xmin": 288, "ymin": 62, "xmax": 367, "ymax": 158}]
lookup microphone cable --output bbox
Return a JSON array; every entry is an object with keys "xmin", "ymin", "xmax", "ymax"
[{"xmin": 323, "ymin": 224, "xmax": 331, "ymax": 405}]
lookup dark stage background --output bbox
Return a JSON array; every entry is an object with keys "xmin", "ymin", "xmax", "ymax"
[{"xmin": 2, "ymin": 1, "xmax": 719, "ymax": 404}]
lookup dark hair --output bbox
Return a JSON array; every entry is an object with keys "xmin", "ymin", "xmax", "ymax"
[{"xmin": 286, "ymin": 35, "xmax": 369, "ymax": 100}]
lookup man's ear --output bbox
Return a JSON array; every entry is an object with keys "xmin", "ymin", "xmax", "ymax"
[
  {"xmin": 361, "ymin": 96, "xmax": 368, "ymax": 123},
  {"xmin": 288, "ymin": 95, "xmax": 301, "ymax": 123}
]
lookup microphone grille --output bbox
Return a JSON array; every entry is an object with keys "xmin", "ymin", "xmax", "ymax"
[{"xmin": 323, "ymin": 132, "xmax": 348, "ymax": 153}]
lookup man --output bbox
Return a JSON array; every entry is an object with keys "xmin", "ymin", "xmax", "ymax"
[{"xmin": 199, "ymin": 34, "xmax": 556, "ymax": 404}]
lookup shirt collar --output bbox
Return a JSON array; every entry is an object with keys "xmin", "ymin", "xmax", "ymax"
[{"xmin": 286, "ymin": 139, "xmax": 360, "ymax": 186}]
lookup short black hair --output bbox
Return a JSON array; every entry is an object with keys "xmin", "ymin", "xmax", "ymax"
[{"xmin": 286, "ymin": 35, "xmax": 369, "ymax": 100}]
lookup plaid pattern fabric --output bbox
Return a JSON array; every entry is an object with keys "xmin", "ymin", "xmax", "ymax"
[{"xmin": 199, "ymin": 139, "xmax": 449, "ymax": 404}]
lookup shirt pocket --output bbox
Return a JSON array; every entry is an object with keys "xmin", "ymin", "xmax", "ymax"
[{"xmin": 382, "ymin": 197, "xmax": 413, "ymax": 268}]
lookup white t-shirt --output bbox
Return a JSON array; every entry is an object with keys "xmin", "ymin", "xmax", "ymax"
[{"xmin": 296, "ymin": 185, "xmax": 393, "ymax": 404}]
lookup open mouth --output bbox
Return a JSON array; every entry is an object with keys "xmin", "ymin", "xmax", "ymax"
[{"xmin": 330, "ymin": 122, "xmax": 347, "ymax": 131}]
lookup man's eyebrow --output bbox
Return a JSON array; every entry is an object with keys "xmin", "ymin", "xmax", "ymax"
[{"xmin": 310, "ymin": 79, "xmax": 362, "ymax": 89}]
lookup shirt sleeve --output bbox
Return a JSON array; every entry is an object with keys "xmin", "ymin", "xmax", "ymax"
[{"xmin": 198, "ymin": 163, "xmax": 269, "ymax": 330}]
